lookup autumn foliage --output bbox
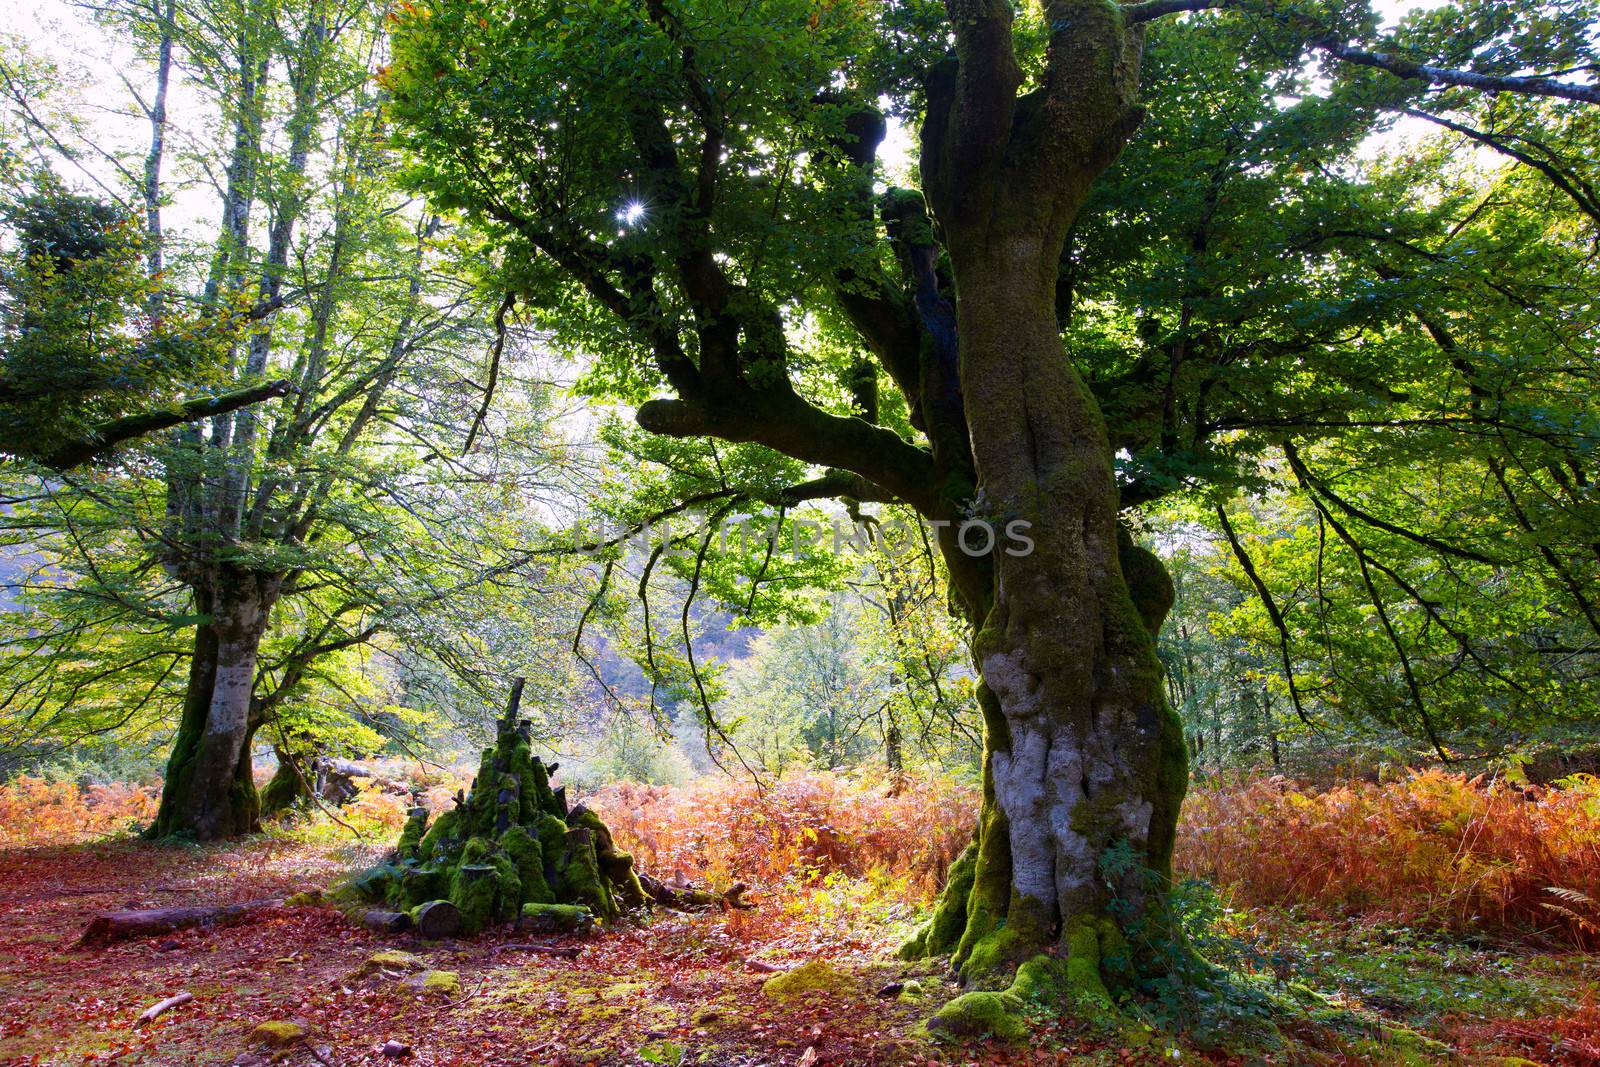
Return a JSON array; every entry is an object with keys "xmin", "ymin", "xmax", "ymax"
[
  {"xmin": 587, "ymin": 770, "xmax": 978, "ymax": 907},
  {"xmin": 0, "ymin": 776, "xmax": 158, "ymax": 847},
  {"xmin": 1176, "ymin": 769, "xmax": 1600, "ymax": 946}
]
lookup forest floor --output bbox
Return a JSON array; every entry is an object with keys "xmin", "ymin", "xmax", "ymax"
[{"xmin": 2, "ymin": 836, "xmax": 1597, "ymax": 1066}]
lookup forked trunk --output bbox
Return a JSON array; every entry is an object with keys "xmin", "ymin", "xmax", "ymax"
[
  {"xmin": 906, "ymin": 3, "xmax": 1187, "ymax": 1010},
  {"xmin": 150, "ymin": 570, "xmax": 279, "ymax": 840}
]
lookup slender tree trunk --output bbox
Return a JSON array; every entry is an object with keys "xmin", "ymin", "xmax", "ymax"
[{"xmin": 141, "ymin": 0, "xmax": 174, "ymax": 300}]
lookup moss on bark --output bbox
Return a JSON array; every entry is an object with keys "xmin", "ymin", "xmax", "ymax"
[
  {"xmin": 258, "ymin": 748, "xmax": 307, "ymax": 817},
  {"xmin": 337, "ymin": 712, "xmax": 642, "ymax": 935},
  {"xmin": 898, "ymin": 841, "xmax": 976, "ymax": 959}
]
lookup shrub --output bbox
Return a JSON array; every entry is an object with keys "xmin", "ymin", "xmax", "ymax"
[
  {"xmin": 1175, "ymin": 770, "xmax": 1600, "ymax": 946},
  {"xmin": 587, "ymin": 768, "xmax": 978, "ymax": 906},
  {"xmin": 0, "ymin": 775, "xmax": 158, "ymax": 846}
]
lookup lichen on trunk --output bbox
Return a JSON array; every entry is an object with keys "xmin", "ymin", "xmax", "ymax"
[
  {"xmin": 899, "ymin": 3, "xmax": 1196, "ymax": 1031},
  {"xmin": 337, "ymin": 707, "xmax": 646, "ymax": 936}
]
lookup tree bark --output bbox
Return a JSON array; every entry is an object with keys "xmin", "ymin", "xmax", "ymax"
[
  {"xmin": 258, "ymin": 744, "xmax": 309, "ymax": 817},
  {"xmin": 78, "ymin": 898, "xmax": 282, "ymax": 946},
  {"xmin": 904, "ymin": 0, "xmax": 1188, "ymax": 1003},
  {"xmin": 149, "ymin": 569, "xmax": 279, "ymax": 840}
]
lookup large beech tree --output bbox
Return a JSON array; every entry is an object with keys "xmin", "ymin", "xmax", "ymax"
[{"xmin": 382, "ymin": 0, "xmax": 1597, "ymax": 1011}]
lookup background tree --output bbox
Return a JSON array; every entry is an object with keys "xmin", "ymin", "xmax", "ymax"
[{"xmin": 0, "ymin": 0, "xmax": 580, "ymax": 832}]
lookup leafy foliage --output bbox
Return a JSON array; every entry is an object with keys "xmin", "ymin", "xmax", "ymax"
[{"xmin": 1177, "ymin": 770, "xmax": 1600, "ymax": 946}]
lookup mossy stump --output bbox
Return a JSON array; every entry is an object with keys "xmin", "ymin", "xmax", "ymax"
[{"xmin": 336, "ymin": 706, "xmax": 645, "ymax": 936}]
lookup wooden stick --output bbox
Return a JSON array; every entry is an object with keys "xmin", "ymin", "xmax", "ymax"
[
  {"xmin": 138, "ymin": 992, "xmax": 193, "ymax": 1023},
  {"xmin": 490, "ymin": 942, "xmax": 583, "ymax": 959}
]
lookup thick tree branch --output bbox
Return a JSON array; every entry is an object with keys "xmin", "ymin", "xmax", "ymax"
[
  {"xmin": 29, "ymin": 380, "xmax": 291, "ymax": 470},
  {"xmin": 635, "ymin": 392, "xmax": 938, "ymax": 515}
]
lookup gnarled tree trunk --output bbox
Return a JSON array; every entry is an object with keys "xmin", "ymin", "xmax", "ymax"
[{"xmin": 902, "ymin": 0, "xmax": 1187, "ymax": 1020}]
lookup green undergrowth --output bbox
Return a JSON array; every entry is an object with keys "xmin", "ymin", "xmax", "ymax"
[
  {"xmin": 897, "ymin": 866, "xmax": 1599, "ymax": 1062},
  {"xmin": 1239, "ymin": 915, "xmax": 1600, "ymax": 1032}
]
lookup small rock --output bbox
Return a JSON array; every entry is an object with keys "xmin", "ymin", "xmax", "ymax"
[
  {"xmin": 761, "ymin": 960, "xmax": 848, "ymax": 1002},
  {"xmin": 355, "ymin": 950, "xmax": 426, "ymax": 978},
  {"xmin": 399, "ymin": 969, "xmax": 461, "ymax": 997},
  {"xmin": 896, "ymin": 978, "xmax": 926, "ymax": 1003},
  {"xmin": 250, "ymin": 1020, "xmax": 308, "ymax": 1048},
  {"xmin": 158, "ymin": 939, "xmax": 182, "ymax": 951},
  {"xmin": 875, "ymin": 981, "xmax": 904, "ymax": 999},
  {"xmin": 381, "ymin": 1039, "xmax": 412, "ymax": 1059}
]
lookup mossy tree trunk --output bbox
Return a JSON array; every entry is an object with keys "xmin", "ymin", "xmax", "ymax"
[
  {"xmin": 258, "ymin": 744, "xmax": 310, "ymax": 817},
  {"xmin": 149, "ymin": 568, "xmax": 279, "ymax": 840},
  {"xmin": 901, "ymin": 0, "xmax": 1188, "ymax": 1009}
]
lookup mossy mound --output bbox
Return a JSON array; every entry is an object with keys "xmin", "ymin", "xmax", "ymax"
[
  {"xmin": 926, "ymin": 991, "xmax": 1028, "ymax": 1042},
  {"xmin": 336, "ymin": 711, "xmax": 645, "ymax": 935},
  {"xmin": 249, "ymin": 1021, "xmax": 308, "ymax": 1048},
  {"xmin": 357, "ymin": 950, "xmax": 426, "ymax": 976},
  {"xmin": 761, "ymin": 960, "xmax": 849, "ymax": 1002}
]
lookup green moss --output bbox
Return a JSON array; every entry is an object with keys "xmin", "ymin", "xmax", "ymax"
[
  {"xmin": 601, "ymin": 981, "xmax": 650, "ymax": 999},
  {"xmin": 951, "ymin": 791, "xmax": 1013, "ymax": 980},
  {"xmin": 333, "ymin": 861, "xmax": 399, "ymax": 903},
  {"xmin": 638, "ymin": 1038, "xmax": 684, "ymax": 1065},
  {"xmin": 601, "ymin": 849, "xmax": 649, "ymax": 911},
  {"xmin": 250, "ymin": 1020, "xmax": 308, "ymax": 1047},
  {"xmin": 357, "ymin": 950, "xmax": 425, "ymax": 976},
  {"xmin": 449, "ymin": 842, "xmax": 501, "ymax": 935},
  {"xmin": 415, "ymin": 807, "xmax": 457, "ymax": 864},
  {"xmin": 761, "ymin": 961, "xmax": 848, "ymax": 1002},
  {"xmin": 1063, "ymin": 915, "xmax": 1117, "ymax": 1020},
  {"xmin": 568, "ymin": 805, "xmax": 609, "ymax": 842},
  {"xmin": 557, "ymin": 828, "xmax": 617, "ymax": 922},
  {"xmin": 960, "ymin": 894, "xmax": 1053, "ymax": 989},
  {"xmin": 901, "ymin": 841, "xmax": 976, "ymax": 960},
  {"xmin": 258, "ymin": 755, "xmax": 304, "ymax": 817},
  {"xmin": 897, "ymin": 979, "xmax": 927, "ymax": 1002},
  {"xmin": 519, "ymin": 902, "xmax": 594, "ymax": 934},
  {"xmin": 1147, "ymin": 698, "xmax": 1189, "ymax": 885},
  {"xmin": 464, "ymin": 748, "xmax": 498, "ymax": 833},
  {"xmin": 536, "ymin": 813, "xmax": 568, "ymax": 866},
  {"xmin": 400, "ymin": 969, "xmax": 461, "ymax": 997},
  {"xmin": 1009, "ymin": 954, "xmax": 1069, "ymax": 1004},
  {"xmin": 394, "ymin": 863, "xmax": 447, "ymax": 909},
  {"xmin": 526, "ymin": 752, "xmax": 558, "ymax": 814},
  {"xmin": 359, "ymin": 712, "xmax": 640, "ymax": 940},
  {"xmin": 507, "ymin": 740, "xmax": 546, "ymax": 823},
  {"xmin": 396, "ymin": 806, "xmax": 429, "ymax": 861},
  {"xmin": 500, "ymin": 825, "xmax": 553, "ymax": 905},
  {"xmin": 926, "ymin": 991, "xmax": 1028, "ymax": 1043}
]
